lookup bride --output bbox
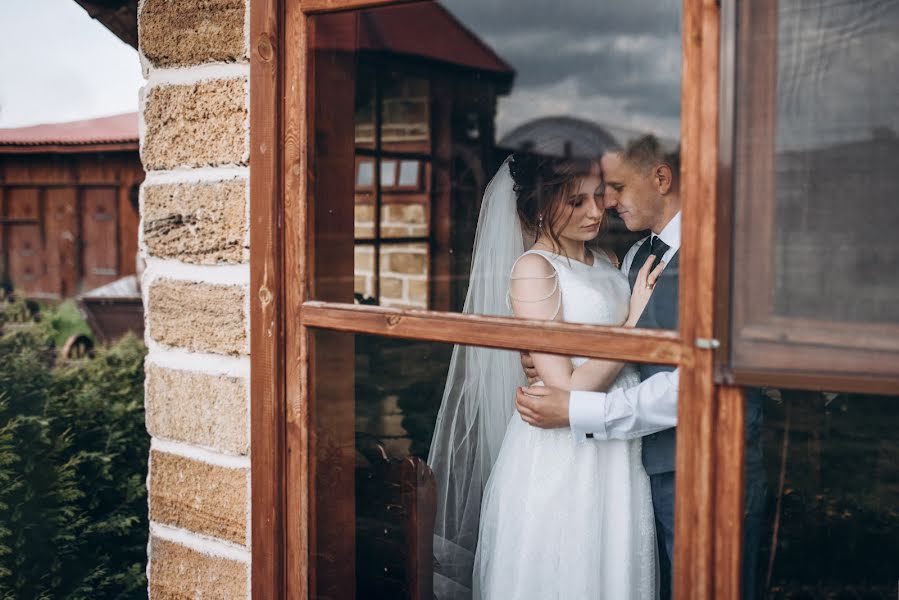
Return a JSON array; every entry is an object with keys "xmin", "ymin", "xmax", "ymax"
[{"xmin": 428, "ymin": 152, "xmax": 663, "ymax": 599}]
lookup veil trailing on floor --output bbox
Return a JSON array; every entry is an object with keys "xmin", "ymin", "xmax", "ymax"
[{"xmin": 428, "ymin": 156, "xmax": 529, "ymax": 599}]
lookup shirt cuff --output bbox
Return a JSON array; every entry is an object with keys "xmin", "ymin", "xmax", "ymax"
[{"xmin": 569, "ymin": 390, "xmax": 608, "ymax": 443}]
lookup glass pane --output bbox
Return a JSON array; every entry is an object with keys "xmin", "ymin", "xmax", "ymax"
[
  {"xmin": 310, "ymin": 330, "xmax": 679, "ymax": 599},
  {"xmin": 398, "ymin": 160, "xmax": 421, "ymax": 188},
  {"xmin": 381, "ymin": 160, "xmax": 397, "ymax": 187},
  {"xmin": 311, "ymin": 1, "xmax": 683, "ymax": 330},
  {"xmin": 772, "ymin": 3, "xmax": 899, "ymax": 324},
  {"xmin": 742, "ymin": 388, "xmax": 899, "ymax": 598},
  {"xmin": 357, "ymin": 160, "xmax": 374, "ymax": 188},
  {"xmin": 730, "ymin": 1, "xmax": 899, "ymax": 377}
]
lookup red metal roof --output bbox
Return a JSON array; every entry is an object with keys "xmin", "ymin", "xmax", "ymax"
[
  {"xmin": 314, "ymin": 1, "xmax": 515, "ymax": 82},
  {"xmin": 0, "ymin": 112, "xmax": 138, "ymax": 148}
]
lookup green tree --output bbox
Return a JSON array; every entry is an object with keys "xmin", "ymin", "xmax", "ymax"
[{"xmin": 0, "ymin": 300, "xmax": 148, "ymax": 599}]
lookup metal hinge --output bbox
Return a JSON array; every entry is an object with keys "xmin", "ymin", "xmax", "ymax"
[{"xmin": 695, "ymin": 337, "xmax": 721, "ymax": 350}]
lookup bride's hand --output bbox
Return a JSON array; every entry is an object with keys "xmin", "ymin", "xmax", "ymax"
[
  {"xmin": 519, "ymin": 352, "xmax": 541, "ymax": 384},
  {"xmin": 625, "ymin": 255, "xmax": 666, "ymax": 327}
]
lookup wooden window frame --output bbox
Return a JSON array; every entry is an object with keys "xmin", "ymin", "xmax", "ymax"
[
  {"xmin": 711, "ymin": 0, "xmax": 899, "ymax": 396},
  {"xmin": 248, "ymin": 1, "xmax": 744, "ymax": 599}
]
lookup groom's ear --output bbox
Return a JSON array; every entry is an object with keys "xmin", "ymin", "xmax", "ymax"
[{"xmin": 655, "ymin": 164, "xmax": 674, "ymax": 195}]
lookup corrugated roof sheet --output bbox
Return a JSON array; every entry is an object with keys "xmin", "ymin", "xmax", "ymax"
[{"xmin": 0, "ymin": 112, "xmax": 138, "ymax": 147}]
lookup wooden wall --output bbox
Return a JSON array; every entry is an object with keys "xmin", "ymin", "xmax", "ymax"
[{"xmin": 0, "ymin": 150, "xmax": 143, "ymax": 298}]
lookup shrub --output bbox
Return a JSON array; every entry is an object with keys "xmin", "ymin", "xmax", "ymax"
[{"xmin": 0, "ymin": 298, "xmax": 148, "ymax": 599}]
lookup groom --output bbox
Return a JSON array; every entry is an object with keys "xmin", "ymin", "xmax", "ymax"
[{"xmin": 515, "ymin": 135, "xmax": 765, "ymax": 599}]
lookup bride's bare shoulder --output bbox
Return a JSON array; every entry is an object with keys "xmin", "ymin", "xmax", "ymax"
[
  {"xmin": 510, "ymin": 251, "xmax": 556, "ymax": 280},
  {"xmin": 508, "ymin": 252, "xmax": 561, "ymax": 320}
]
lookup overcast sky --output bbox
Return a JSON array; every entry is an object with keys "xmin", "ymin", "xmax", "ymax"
[
  {"xmin": 443, "ymin": 0, "xmax": 683, "ymax": 142},
  {"xmin": 0, "ymin": 0, "xmax": 144, "ymax": 128}
]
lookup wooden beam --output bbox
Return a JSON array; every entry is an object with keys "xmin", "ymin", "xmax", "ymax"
[
  {"xmin": 714, "ymin": 386, "xmax": 746, "ymax": 600},
  {"xmin": 249, "ymin": 0, "xmax": 286, "ymax": 597},
  {"xmin": 299, "ymin": 0, "xmax": 418, "ymax": 14},
  {"xmin": 301, "ymin": 301, "xmax": 685, "ymax": 365},
  {"xmin": 71, "ymin": 0, "xmax": 138, "ymax": 49},
  {"xmin": 674, "ymin": 0, "xmax": 722, "ymax": 598},
  {"xmin": 283, "ymin": 0, "xmax": 309, "ymax": 598}
]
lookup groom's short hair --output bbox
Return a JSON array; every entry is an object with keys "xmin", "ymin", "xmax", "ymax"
[{"xmin": 622, "ymin": 134, "xmax": 680, "ymax": 184}]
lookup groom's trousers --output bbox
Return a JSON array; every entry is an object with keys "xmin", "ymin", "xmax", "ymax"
[{"xmin": 651, "ymin": 390, "xmax": 767, "ymax": 600}]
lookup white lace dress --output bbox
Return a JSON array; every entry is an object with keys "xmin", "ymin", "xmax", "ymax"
[{"xmin": 472, "ymin": 249, "xmax": 657, "ymax": 600}]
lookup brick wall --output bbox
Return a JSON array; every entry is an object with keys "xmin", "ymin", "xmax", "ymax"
[
  {"xmin": 137, "ymin": 0, "xmax": 252, "ymax": 596},
  {"xmin": 353, "ymin": 203, "xmax": 430, "ymax": 308}
]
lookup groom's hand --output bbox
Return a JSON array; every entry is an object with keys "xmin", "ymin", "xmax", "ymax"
[{"xmin": 516, "ymin": 385, "xmax": 570, "ymax": 429}]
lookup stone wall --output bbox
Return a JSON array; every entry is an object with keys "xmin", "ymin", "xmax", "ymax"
[{"xmin": 137, "ymin": 0, "xmax": 252, "ymax": 596}]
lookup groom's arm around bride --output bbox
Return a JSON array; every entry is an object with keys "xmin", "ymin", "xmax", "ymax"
[{"xmin": 515, "ymin": 368, "xmax": 678, "ymax": 441}]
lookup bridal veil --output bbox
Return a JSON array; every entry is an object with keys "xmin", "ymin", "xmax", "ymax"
[{"xmin": 427, "ymin": 156, "xmax": 529, "ymax": 598}]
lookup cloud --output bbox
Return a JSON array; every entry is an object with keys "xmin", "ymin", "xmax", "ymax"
[
  {"xmin": 0, "ymin": 0, "xmax": 143, "ymax": 127},
  {"xmin": 442, "ymin": 0, "xmax": 683, "ymax": 139}
]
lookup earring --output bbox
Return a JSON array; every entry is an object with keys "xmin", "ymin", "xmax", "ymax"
[{"xmin": 538, "ymin": 215, "xmax": 544, "ymax": 229}]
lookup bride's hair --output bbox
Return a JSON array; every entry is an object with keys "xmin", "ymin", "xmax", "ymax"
[{"xmin": 508, "ymin": 151, "xmax": 599, "ymax": 252}]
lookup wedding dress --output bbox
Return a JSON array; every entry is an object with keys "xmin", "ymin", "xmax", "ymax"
[{"xmin": 472, "ymin": 249, "xmax": 656, "ymax": 599}]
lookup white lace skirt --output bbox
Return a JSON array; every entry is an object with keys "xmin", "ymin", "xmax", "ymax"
[{"xmin": 473, "ymin": 389, "xmax": 657, "ymax": 599}]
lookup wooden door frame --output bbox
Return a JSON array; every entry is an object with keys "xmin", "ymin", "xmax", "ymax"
[{"xmin": 248, "ymin": 1, "xmax": 744, "ymax": 599}]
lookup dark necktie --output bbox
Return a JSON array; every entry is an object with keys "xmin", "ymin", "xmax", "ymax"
[{"xmin": 649, "ymin": 236, "xmax": 670, "ymax": 263}]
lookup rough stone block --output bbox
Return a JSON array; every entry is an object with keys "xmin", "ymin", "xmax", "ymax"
[
  {"xmin": 354, "ymin": 246, "xmax": 374, "ymax": 272},
  {"xmin": 145, "ymin": 364, "xmax": 248, "ymax": 455},
  {"xmin": 143, "ymin": 179, "xmax": 247, "ymax": 264},
  {"xmin": 408, "ymin": 279, "xmax": 428, "ymax": 303},
  {"xmin": 147, "ymin": 279, "xmax": 247, "ymax": 355},
  {"xmin": 140, "ymin": 0, "xmax": 246, "ymax": 67},
  {"xmin": 143, "ymin": 79, "xmax": 248, "ymax": 170},
  {"xmin": 384, "ymin": 251, "xmax": 427, "ymax": 275},
  {"xmin": 149, "ymin": 450, "xmax": 248, "ymax": 545},
  {"xmin": 380, "ymin": 277, "xmax": 403, "ymax": 298},
  {"xmin": 149, "ymin": 536, "xmax": 248, "ymax": 599}
]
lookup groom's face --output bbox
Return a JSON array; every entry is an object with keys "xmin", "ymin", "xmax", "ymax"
[{"xmin": 600, "ymin": 152, "xmax": 665, "ymax": 233}]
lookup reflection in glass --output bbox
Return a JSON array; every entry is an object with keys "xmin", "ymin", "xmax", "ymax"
[
  {"xmin": 310, "ymin": 331, "xmax": 673, "ymax": 599},
  {"xmin": 398, "ymin": 160, "xmax": 420, "ymax": 188},
  {"xmin": 380, "ymin": 160, "xmax": 397, "ymax": 187},
  {"xmin": 748, "ymin": 389, "xmax": 899, "ymax": 598},
  {"xmin": 357, "ymin": 160, "xmax": 374, "ymax": 188},
  {"xmin": 311, "ymin": 1, "xmax": 682, "ymax": 316},
  {"xmin": 769, "ymin": 2, "xmax": 899, "ymax": 325}
]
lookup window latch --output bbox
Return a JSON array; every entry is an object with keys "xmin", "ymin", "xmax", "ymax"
[{"xmin": 695, "ymin": 337, "xmax": 721, "ymax": 350}]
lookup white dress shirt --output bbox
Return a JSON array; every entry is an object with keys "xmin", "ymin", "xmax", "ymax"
[{"xmin": 568, "ymin": 211, "xmax": 682, "ymax": 441}]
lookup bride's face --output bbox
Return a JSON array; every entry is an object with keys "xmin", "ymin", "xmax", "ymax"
[{"xmin": 549, "ymin": 171, "xmax": 605, "ymax": 243}]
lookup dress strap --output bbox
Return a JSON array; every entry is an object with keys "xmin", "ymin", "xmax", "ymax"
[{"xmin": 506, "ymin": 250, "xmax": 563, "ymax": 319}]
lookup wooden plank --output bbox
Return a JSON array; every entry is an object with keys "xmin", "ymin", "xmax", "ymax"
[
  {"xmin": 727, "ymin": 368, "xmax": 899, "ymax": 397},
  {"xmin": 80, "ymin": 187, "xmax": 119, "ymax": 291},
  {"xmin": 6, "ymin": 187, "xmax": 44, "ymax": 295},
  {"xmin": 300, "ymin": 0, "xmax": 417, "ymax": 14},
  {"xmin": 283, "ymin": 0, "xmax": 309, "ymax": 598},
  {"xmin": 301, "ymin": 301, "xmax": 685, "ymax": 365},
  {"xmin": 674, "ymin": 0, "xmax": 720, "ymax": 598},
  {"xmin": 249, "ymin": 0, "xmax": 286, "ymax": 597},
  {"xmin": 44, "ymin": 187, "xmax": 78, "ymax": 298},
  {"xmin": 714, "ymin": 386, "xmax": 745, "ymax": 600},
  {"xmin": 731, "ymin": 0, "xmax": 778, "ymax": 352},
  {"xmin": 713, "ymin": 0, "xmax": 737, "ymax": 367},
  {"xmin": 117, "ymin": 174, "xmax": 141, "ymax": 279}
]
